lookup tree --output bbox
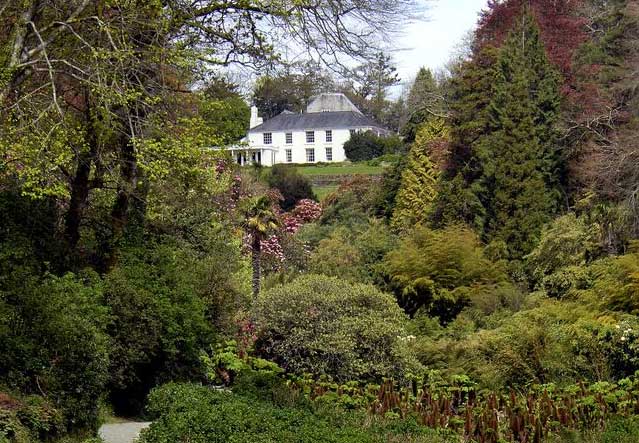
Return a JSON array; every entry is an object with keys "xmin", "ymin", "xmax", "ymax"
[
  {"xmin": 475, "ymin": 11, "xmax": 563, "ymax": 257},
  {"xmin": 252, "ymin": 63, "xmax": 336, "ymax": 119},
  {"xmin": 400, "ymin": 68, "xmax": 446, "ymax": 142},
  {"xmin": 242, "ymin": 196, "xmax": 280, "ymax": 299},
  {"xmin": 200, "ymin": 79, "xmax": 250, "ymax": 144},
  {"xmin": 567, "ymin": 0, "xmax": 639, "ymax": 235},
  {"xmin": 374, "ymin": 155, "xmax": 408, "ymax": 219},
  {"xmin": 343, "ymin": 131, "xmax": 391, "ymax": 161},
  {"xmin": 435, "ymin": 11, "xmax": 563, "ymax": 258},
  {"xmin": 432, "ymin": 45, "xmax": 499, "ymax": 229},
  {"xmin": 267, "ymin": 164, "xmax": 316, "ymax": 211},
  {"xmin": 383, "ymin": 225, "xmax": 512, "ymax": 322},
  {"xmin": 254, "ymin": 274, "xmax": 416, "ymax": 381},
  {"xmin": 342, "ymin": 52, "xmax": 401, "ymax": 123},
  {"xmin": 0, "ymin": 0, "xmax": 421, "ymax": 270},
  {"xmin": 391, "ymin": 120, "xmax": 447, "ymax": 230},
  {"xmin": 475, "ymin": 0, "xmax": 587, "ymax": 82}
]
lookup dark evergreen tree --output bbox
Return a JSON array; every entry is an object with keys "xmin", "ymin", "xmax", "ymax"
[
  {"xmin": 432, "ymin": 45, "xmax": 499, "ymax": 228},
  {"xmin": 477, "ymin": 11, "xmax": 562, "ymax": 257},
  {"xmin": 435, "ymin": 11, "xmax": 562, "ymax": 258},
  {"xmin": 400, "ymin": 67, "xmax": 444, "ymax": 143}
]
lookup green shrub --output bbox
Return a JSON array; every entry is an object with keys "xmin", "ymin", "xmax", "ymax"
[
  {"xmin": 307, "ymin": 228, "xmax": 368, "ymax": 282},
  {"xmin": 267, "ymin": 165, "xmax": 316, "ymax": 211},
  {"xmin": 525, "ymin": 213, "xmax": 600, "ymax": 295},
  {"xmin": 320, "ymin": 176, "xmax": 381, "ymax": 228},
  {"xmin": 0, "ymin": 271, "xmax": 109, "ymax": 431},
  {"xmin": 383, "ymin": 225, "xmax": 515, "ymax": 322},
  {"xmin": 343, "ymin": 132, "xmax": 385, "ymax": 161},
  {"xmin": 140, "ymin": 383, "xmax": 457, "ymax": 443},
  {"xmin": 103, "ymin": 242, "xmax": 215, "ymax": 415},
  {"xmin": 254, "ymin": 275, "xmax": 418, "ymax": 382},
  {"xmin": 589, "ymin": 253, "xmax": 639, "ymax": 315},
  {"xmin": 453, "ymin": 299, "xmax": 639, "ymax": 388},
  {"xmin": 373, "ymin": 155, "xmax": 407, "ymax": 220},
  {"xmin": 306, "ymin": 221, "xmax": 397, "ymax": 286},
  {"xmin": 344, "ymin": 133, "xmax": 404, "ymax": 162}
]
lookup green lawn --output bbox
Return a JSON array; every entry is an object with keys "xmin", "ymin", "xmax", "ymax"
[
  {"xmin": 313, "ymin": 185, "xmax": 339, "ymax": 200},
  {"xmin": 295, "ymin": 162, "xmax": 384, "ymax": 176}
]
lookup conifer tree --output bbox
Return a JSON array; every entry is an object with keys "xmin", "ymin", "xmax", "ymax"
[
  {"xmin": 401, "ymin": 68, "xmax": 444, "ymax": 143},
  {"xmin": 435, "ymin": 11, "xmax": 562, "ymax": 258},
  {"xmin": 391, "ymin": 120, "xmax": 446, "ymax": 230},
  {"xmin": 476, "ymin": 10, "xmax": 562, "ymax": 257}
]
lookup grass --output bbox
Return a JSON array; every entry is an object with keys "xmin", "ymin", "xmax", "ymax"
[
  {"xmin": 295, "ymin": 162, "xmax": 384, "ymax": 176},
  {"xmin": 314, "ymin": 185, "xmax": 339, "ymax": 201}
]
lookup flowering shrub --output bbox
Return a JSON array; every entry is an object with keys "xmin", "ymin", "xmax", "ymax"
[
  {"xmin": 257, "ymin": 234, "xmax": 283, "ymax": 262},
  {"xmin": 260, "ymin": 199, "xmax": 322, "ymax": 267},
  {"xmin": 282, "ymin": 199, "xmax": 322, "ymax": 234}
]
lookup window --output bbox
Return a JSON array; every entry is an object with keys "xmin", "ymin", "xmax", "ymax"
[
  {"xmin": 285, "ymin": 149, "xmax": 292, "ymax": 163},
  {"xmin": 263, "ymin": 132, "xmax": 272, "ymax": 144},
  {"xmin": 349, "ymin": 129, "xmax": 356, "ymax": 137},
  {"xmin": 285, "ymin": 132, "xmax": 293, "ymax": 144},
  {"xmin": 325, "ymin": 147, "xmax": 333, "ymax": 162},
  {"xmin": 325, "ymin": 130, "xmax": 332, "ymax": 143},
  {"xmin": 306, "ymin": 148, "xmax": 315, "ymax": 163},
  {"xmin": 305, "ymin": 130, "xmax": 315, "ymax": 143}
]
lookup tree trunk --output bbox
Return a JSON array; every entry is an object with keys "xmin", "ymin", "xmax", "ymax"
[
  {"xmin": 64, "ymin": 94, "xmax": 99, "ymax": 250},
  {"xmin": 64, "ymin": 147, "xmax": 93, "ymax": 249},
  {"xmin": 102, "ymin": 135, "xmax": 137, "ymax": 272},
  {"xmin": 251, "ymin": 235, "xmax": 261, "ymax": 301},
  {"xmin": 0, "ymin": 2, "xmax": 38, "ymax": 104}
]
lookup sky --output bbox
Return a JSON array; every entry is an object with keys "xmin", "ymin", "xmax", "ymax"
[{"xmin": 394, "ymin": 0, "xmax": 489, "ymax": 87}]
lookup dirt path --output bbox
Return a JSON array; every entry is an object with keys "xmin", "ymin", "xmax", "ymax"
[{"xmin": 98, "ymin": 422, "xmax": 152, "ymax": 443}]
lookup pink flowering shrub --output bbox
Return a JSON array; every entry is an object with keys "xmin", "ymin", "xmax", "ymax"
[
  {"xmin": 260, "ymin": 235, "xmax": 285, "ymax": 263},
  {"xmin": 260, "ymin": 198, "xmax": 322, "ymax": 268}
]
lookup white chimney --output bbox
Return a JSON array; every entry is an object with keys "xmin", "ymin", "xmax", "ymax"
[{"xmin": 250, "ymin": 106, "xmax": 263, "ymax": 129}]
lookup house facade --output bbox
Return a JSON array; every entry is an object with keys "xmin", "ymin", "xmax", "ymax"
[{"xmin": 231, "ymin": 93, "xmax": 388, "ymax": 166}]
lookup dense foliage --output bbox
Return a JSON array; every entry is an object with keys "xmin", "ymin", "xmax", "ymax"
[
  {"xmin": 343, "ymin": 132, "xmax": 403, "ymax": 162},
  {"xmin": 254, "ymin": 275, "xmax": 417, "ymax": 382},
  {"xmin": 266, "ymin": 165, "xmax": 317, "ymax": 211},
  {"xmin": 139, "ymin": 383, "xmax": 458, "ymax": 443},
  {"xmin": 1, "ymin": 0, "xmax": 639, "ymax": 441}
]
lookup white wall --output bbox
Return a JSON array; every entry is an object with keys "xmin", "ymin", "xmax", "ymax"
[{"xmin": 248, "ymin": 127, "xmax": 371, "ymax": 165}]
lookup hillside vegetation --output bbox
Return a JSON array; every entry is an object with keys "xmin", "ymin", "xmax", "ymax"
[{"xmin": 0, "ymin": 0, "xmax": 638, "ymax": 442}]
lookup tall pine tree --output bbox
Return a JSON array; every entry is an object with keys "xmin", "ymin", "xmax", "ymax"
[
  {"xmin": 477, "ymin": 10, "xmax": 562, "ymax": 257},
  {"xmin": 432, "ymin": 45, "xmax": 499, "ymax": 229},
  {"xmin": 435, "ymin": 11, "xmax": 562, "ymax": 258}
]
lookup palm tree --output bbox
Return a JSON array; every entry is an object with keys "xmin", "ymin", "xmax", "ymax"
[{"xmin": 242, "ymin": 195, "xmax": 280, "ymax": 300}]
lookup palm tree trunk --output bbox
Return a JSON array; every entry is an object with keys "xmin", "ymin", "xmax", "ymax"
[{"xmin": 251, "ymin": 235, "xmax": 261, "ymax": 301}]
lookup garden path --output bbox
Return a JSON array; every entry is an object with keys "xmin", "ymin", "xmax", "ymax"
[{"xmin": 98, "ymin": 421, "xmax": 152, "ymax": 443}]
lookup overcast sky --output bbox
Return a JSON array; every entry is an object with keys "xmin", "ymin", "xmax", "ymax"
[{"xmin": 394, "ymin": 0, "xmax": 489, "ymax": 87}]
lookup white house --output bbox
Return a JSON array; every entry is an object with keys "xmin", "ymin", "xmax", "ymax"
[{"xmin": 229, "ymin": 93, "xmax": 388, "ymax": 166}]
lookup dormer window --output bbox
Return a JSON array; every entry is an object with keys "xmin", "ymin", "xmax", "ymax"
[{"xmin": 263, "ymin": 132, "xmax": 272, "ymax": 145}]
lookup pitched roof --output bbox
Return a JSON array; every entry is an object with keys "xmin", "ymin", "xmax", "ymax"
[
  {"xmin": 306, "ymin": 93, "xmax": 361, "ymax": 114},
  {"xmin": 248, "ymin": 111, "xmax": 385, "ymax": 133}
]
